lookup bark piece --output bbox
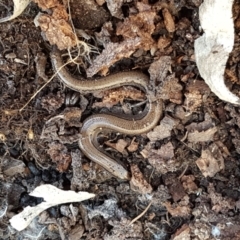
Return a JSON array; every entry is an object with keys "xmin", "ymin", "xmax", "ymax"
[
  {"xmin": 163, "ymin": 196, "xmax": 191, "ymax": 217},
  {"xmin": 188, "ymin": 127, "xmax": 218, "ymax": 143},
  {"xmin": 194, "ymin": 0, "xmax": 239, "ymax": 104},
  {"xmin": 47, "ymin": 142, "xmax": 72, "ymax": 172},
  {"xmin": 162, "ymin": 8, "xmax": 175, "ymax": 33},
  {"xmin": 130, "ymin": 164, "xmax": 152, "ymax": 194},
  {"xmin": 196, "ymin": 146, "xmax": 224, "ymax": 177},
  {"xmin": 10, "ymin": 185, "xmax": 95, "ymax": 231},
  {"xmin": 106, "ymin": 0, "xmax": 124, "ymax": 19},
  {"xmin": 86, "ymin": 38, "xmax": 141, "ymax": 77},
  {"xmin": 93, "ymin": 86, "xmax": 145, "ymax": 109},
  {"xmin": 208, "ymin": 183, "xmax": 235, "ymax": 213},
  {"xmin": 147, "ymin": 116, "xmax": 179, "ymax": 142},
  {"xmin": 116, "ymin": 9, "xmax": 156, "ymax": 51},
  {"xmin": 0, "ymin": 0, "xmax": 30, "ymax": 23},
  {"xmin": 163, "ymin": 173, "xmax": 186, "ymax": 202},
  {"xmin": 105, "ymin": 139, "xmax": 128, "ymax": 154},
  {"xmin": 181, "ymin": 175, "xmax": 198, "ymax": 194},
  {"xmin": 157, "ymin": 74, "xmax": 183, "ymax": 104},
  {"xmin": 35, "ymin": 2, "xmax": 77, "ymax": 50},
  {"xmin": 172, "ymin": 224, "xmax": 190, "ymax": 240}
]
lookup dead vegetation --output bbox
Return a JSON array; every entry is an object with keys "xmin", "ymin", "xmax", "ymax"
[{"xmin": 0, "ymin": 0, "xmax": 240, "ymax": 239}]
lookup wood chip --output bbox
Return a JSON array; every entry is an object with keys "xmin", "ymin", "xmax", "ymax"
[
  {"xmin": 162, "ymin": 8, "xmax": 175, "ymax": 33},
  {"xmin": 130, "ymin": 164, "xmax": 152, "ymax": 194}
]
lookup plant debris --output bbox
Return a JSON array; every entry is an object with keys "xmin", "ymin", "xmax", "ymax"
[
  {"xmin": 1, "ymin": 0, "xmax": 240, "ymax": 239},
  {"xmin": 33, "ymin": 0, "xmax": 77, "ymax": 50},
  {"xmin": 194, "ymin": 0, "xmax": 239, "ymax": 104},
  {"xmin": 10, "ymin": 185, "xmax": 95, "ymax": 231},
  {"xmin": 130, "ymin": 164, "xmax": 153, "ymax": 194}
]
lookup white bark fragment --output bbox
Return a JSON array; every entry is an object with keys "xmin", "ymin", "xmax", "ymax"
[
  {"xmin": 0, "ymin": 0, "xmax": 30, "ymax": 23},
  {"xmin": 10, "ymin": 184, "xmax": 95, "ymax": 231},
  {"xmin": 194, "ymin": 0, "xmax": 240, "ymax": 104}
]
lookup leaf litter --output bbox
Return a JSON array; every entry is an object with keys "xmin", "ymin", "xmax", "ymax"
[{"xmin": 1, "ymin": 0, "xmax": 240, "ymax": 239}]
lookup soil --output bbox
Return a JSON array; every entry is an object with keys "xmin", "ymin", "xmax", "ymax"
[{"xmin": 1, "ymin": 0, "xmax": 240, "ymax": 239}]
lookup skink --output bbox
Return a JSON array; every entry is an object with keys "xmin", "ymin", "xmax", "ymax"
[{"xmin": 51, "ymin": 47, "xmax": 163, "ymax": 180}]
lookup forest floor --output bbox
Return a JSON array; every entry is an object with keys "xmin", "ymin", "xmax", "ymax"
[{"xmin": 1, "ymin": 0, "xmax": 240, "ymax": 239}]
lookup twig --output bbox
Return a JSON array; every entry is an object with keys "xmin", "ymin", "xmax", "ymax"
[
  {"xmin": 24, "ymin": 226, "xmax": 46, "ymax": 240},
  {"xmin": 149, "ymin": 167, "xmax": 155, "ymax": 183},
  {"xmin": 179, "ymin": 130, "xmax": 188, "ymax": 142},
  {"xmin": 178, "ymin": 164, "xmax": 189, "ymax": 180},
  {"xmin": 129, "ymin": 200, "xmax": 152, "ymax": 226}
]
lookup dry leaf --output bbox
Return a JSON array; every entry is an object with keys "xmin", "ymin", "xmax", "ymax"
[
  {"xmin": 40, "ymin": 108, "xmax": 82, "ymax": 144},
  {"xmin": 10, "ymin": 185, "xmax": 95, "ymax": 231},
  {"xmin": 184, "ymin": 80, "xmax": 210, "ymax": 112},
  {"xmin": 186, "ymin": 113, "xmax": 214, "ymax": 132},
  {"xmin": 163, "ymin": 173, "xmax": 186, "ymax": 202},
  {"xmin": 181, "ymin": 175, "xmax": 198, "ymax": 194},
  {"xmin": 62, "ymin": 108, "xmax": 82, "ymax": 126},
  {"xmin": 163, "ymin": 196, "xmax": 191, "ymax": 217},
  {"xmin": 147, "ymin": 115, "xmax": 180, "ymax": 142},
  {"xmin": 47, "ymin": 142, "xmax": 72, "ymax": 172},
  {"xmin": 104, "ymin": 218, "xmax": 143, "ymax": 239},
  {"xmin": 148, "ymin": 56, "xmax": 172, "ymax": 83},
  {"xmin": 157, "ymin": 74, "xmax": 183, "ymax": 104},
  {"xmin": 194, "ymin": 0, "xmax": 240, "ymax": 104},
  {"xmin": 116, "ymin": 9, "xmax": 156, "ymax": 50},
  {"xmin": 186, "ymin": 80, "xmax": 210, "ymax": 94},
  {"xmin": 146, "ymin": 141, "xmax": 180, "ymax": 175},
  {"xmin": 155, "ymin": 142, "xmax": 174, "ymax": 160},
  {"xmin": 2, "ymin": 157, "xmax": 26, "ymax": 176},
  {"xmin": 187, "ymin": 127, "xmax": 218, "ymax": 143},
  {"xmin": 196, "ymin": 146, "xmax": 224, "ymax": 177},
  {"xmin": 41, "ymin": 91, "xmax": 65, "ymax": 113},
  {"xmin": 208, "ymin": 183, "xmax": 235, "ymax": 213},
  {"xmin": 88, "ymin": 199, "xmax": 125, "ymax": 220},
  {"xmin": 184, "ymin": 92, "xmax": 202, "ymax": 112},
  {"xmin": 105, "ymin": 139, "xmax": 128, "ymax": 154},
  {"xmin": 215, "ymin": 140, "xmax": 230, "ymax": 157},
  {"xmin": 95, "ymin": 21, "xmax": 113, "ymax": 47}
]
